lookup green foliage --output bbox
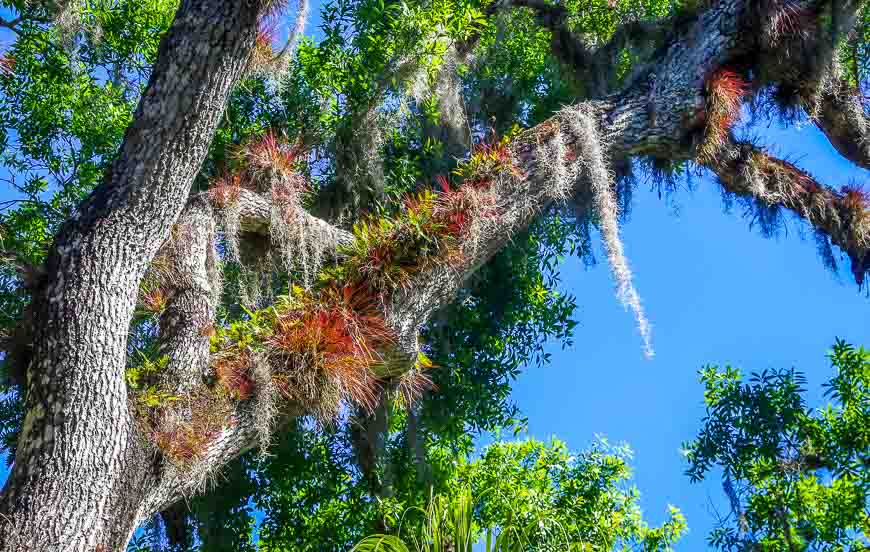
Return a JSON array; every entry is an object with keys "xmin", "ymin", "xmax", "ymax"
[
  {"xmin": 351, "ymin": 489, "xmax": 505, "ymax": 552},
  {"xmin": 325, "ymin": 190, "xmax": 448, "ymax": 291},
  {"xmin": 254, "ymin": 422, "xmax": 395, "ymax": 551},
  {"xmin": 684, "ymin": 340, "xmax": 869, "ymax": 551},
  {"xmin": 125, "ymin": 351, "xmax": 170, "ymax": 390},
  {"xmin": 452, "ymin": 439, "xmax": 687, "ymax": 551},
  {"xmin": 0, "ymin": 0, "xmax": 683, "ymax": 548},
  {"xmin": 353, "ymin": 439, "xmax": 686, "ymax": 551}
]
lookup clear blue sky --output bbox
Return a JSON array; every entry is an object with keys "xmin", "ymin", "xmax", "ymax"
[
  {"xmin": 504, "ymin": 115, "xmax": 870, "ymax": 548},
  {"xmin": 1, "ymin": 5, "xmax": 868, "ymax": 550}
]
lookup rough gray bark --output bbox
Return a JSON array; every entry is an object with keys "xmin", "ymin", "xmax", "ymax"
[
  {"xmin": 815, "ymin": 82, "xmax": 870, "ymax": 170},
  {"xmin": 0, "ymin": 0, "xmax": 867, "ymax": 548},
  {"xmin": 0, "ymin": 0, "xmax": 267, "ymax": 549}
]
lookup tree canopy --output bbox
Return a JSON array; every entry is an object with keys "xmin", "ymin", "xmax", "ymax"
[{"xmin": 0, "ymin": 0, "xmax": 866, "ymax": 549}]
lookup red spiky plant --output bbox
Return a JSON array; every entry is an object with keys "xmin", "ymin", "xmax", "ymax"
[
  {"xmin": 267, "ymin": 284, "xmax": 394, "ymax": 414},
  {"xmin": 840, "ymin": 184, "xmax": 870, "ymax": 212},
  {"xmin": 840, "ymin": 184, "xmax": 870, "ymax": 238},
  {"xmin": 209, "ymin": 172, "xmax": 244, "ymax": 208},
  {"xmin": 213, "ymin": 352, "xmax": 256, "ymax": 401},
  {"xmin": 153, "ymin": 424, "xmax": 213, "ymax": 466},
  {"xmin": 796, "ymin": 172, "xmax": 820, "ymax": 194},
  {"xmin": 702, "ymin": 69, "xmax": 750, "ymax": 161},
  {"xmin": 244, "ymin": 131, "xmax": 301, "ymax": 175},
  {"xmin": 151, "ymin": 394, "xmax": 229, "ymax": 466},
  {"xmin": 458, "ymin": 135, "xmax": 520, "ymax": 188},
  {"xmin": 434, "ymin": 175, "xmax": 500, "ymax": 232},
  {"xmin": 335, "ymin": 190, "xmax": 454, "ymax": 296},
  {"xmin": 141, "ymin": 287, "xmax": 168, "ymax": 315},
  {"xmin": 251, "ymin": 18, "xmax": 278, "ymax": 70},
  {"xmin": 432, "ymin": 175, "xmax": 501, "ymax": 270},
  {"xmin": 436, "ymin": 176, "xmax": 472, "ymax": 237},
  {"xmin": 238, "ymin": 130, "xmax": 307, "ymax": 197}
]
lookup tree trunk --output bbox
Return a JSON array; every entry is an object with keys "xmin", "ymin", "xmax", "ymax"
[{"xmin": 0, "ymin": 0, "xmax": 265, "ymax": 549}]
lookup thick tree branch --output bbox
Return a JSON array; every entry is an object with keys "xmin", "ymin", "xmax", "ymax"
[
  {"xmin": 814, "ymin": 79, "xmax": 870, "ymax": 169},
  {"xmin": 0, "ymin": 17, "xmax": 22, "ymax": 31},
  {"xmin": 133, "ymin": 189, "xmax": 351, "ymax": 516},
  {"xmin": 753, "ymin": 0, "xmax": 870, "ymax": 168},
  {"xmin": 702, "ymin": 135, "xmax": 870, "ymax": 283}
]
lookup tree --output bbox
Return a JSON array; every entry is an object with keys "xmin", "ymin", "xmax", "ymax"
[
  {"xmin": 352, "ymin": 439, "xmax": 687, "ymax": 552},
  {"xmin": 684, "ymin": 340, "xmax": 869, "ymax": 551},
  {"xmin": 0, "ymin": 0, "xmax": 866, "ymax": 548}
]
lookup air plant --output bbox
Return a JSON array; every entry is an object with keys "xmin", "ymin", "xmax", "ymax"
[
  {"xmin": 139, "ymin": 386, "xmax": 233, "ymax": 467},
  {"xmin": 140, "ymin": 287, "xmax": 168, "ymax": 315},
  {"xmin": 153, "ymin": 423, "xmax": 214, "ymax": 466},
  {"xmin": 265, "ymin": 284, "xmax": 395, "ymax": 416},
  {"xmin": 453, "ymin": 135, "xmax": 518, "ymax": 186},
  {"xmin": 213, "ymin": 352, "xmax": 257, "ymax": 401},
  {"xmin": 701, "ymin": 69, "xmax": 750, "ymax": 163},
  {"xmin": 209, "ymin": 172, "xmax": 244, "ymax": 208},
  {"xmin": 396, "ymin": 353, "xmax": 436, "ymax": 409},
  {"xmin": 840, "ymin": 183, "xmax": 870, "ymax": 244},
  {"xmin": 840, "ymin": 184, "xmax": 870, "ymax": 213},
  {"xmin": 241, "ymin": 130, "xmax": 305, "ymax": 186},
  {"xmin": 251, "ymin": 19, "xmax": 279, "ymax": 71},
  {"xmin": 327, "ymin": 190, "xmax": 450, "ymax": 296},
  {"xmin": 152, "ymin": 402, "xmax": 226, "ymax": 467},
  {"xmin": 765, "ymin": 0, "xmax": 815, "ymax": 46}
]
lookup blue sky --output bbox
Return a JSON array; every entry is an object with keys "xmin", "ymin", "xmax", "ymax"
[
  {"xmin": 504, "ymin": 115, "xmax": 870, "ymax": 548},
  {"xmin": 1, "ymin": 4, "xmax": 869, "ymax": 550}
]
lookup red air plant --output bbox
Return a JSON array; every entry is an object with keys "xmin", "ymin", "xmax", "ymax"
[
  {"xmin": 214, "ymin": 353, "xmax": 256, "ymax": 401},
  {"xmin": 470, "ymin": 139, "xmax": 519, "ymax": 182},
  {"xmin": 435, "ymin": 174, "xmax": 451, "ymax": 194},
  {"xmin": 798, "ymin": 174, "xmax": 820, "ymax": 195},
  {"xmin": 242, "ymin": 130, "xmax": 306, "ymax": 186},
  {"xmin": 141, "ymin": 288, "xmax": 168, "ymax": 314},
  {"xmin": 209, "ymin": 172, "xmax": 243, "ymax": 208},
  {"xmin": 706, "ymin": 69, "xmax": 749, "ymax": 130},
  {"xmin": 434, "ymin": 175, "xmax": 499, "ymax": 239},
  {"xmin": 154, "ymin": 424, "xmax": 216, "ymax": 465},
  {"xmin": 268, "ymin": 285, "xmax": 394, "ymax": 413},
  {"xmin": 252, "ymin": 19, "xmax": 278, "ymax": 68},
  {"xmin": 702, "ymin": 69, "xmax": 750, "ymax": 159},
  {"xmin": 472, "ymin": 141, "xmax": 512, "ymax": 164},
  {"xmin": 840, "ymin": 184, "xmax": 870, "ymax": 213},
  {"xmin": 435, "ymin": 187, "xmax": 473, "ymax": 237}
]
